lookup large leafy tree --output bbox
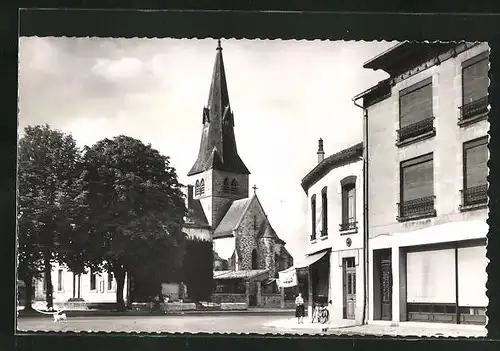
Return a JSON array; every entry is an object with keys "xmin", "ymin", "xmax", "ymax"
[
  {"xmin": 17, "ymin": 125, "xmax": 82, "ymax": 309},
  {"xmin": 82, "ymin": 136, "xmax": 187, "ymax": 310}
]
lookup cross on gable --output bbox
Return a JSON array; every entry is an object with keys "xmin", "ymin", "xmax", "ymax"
[{"xmin": 252, "ymin": 184, "xmax": 258, "ymax": 195}]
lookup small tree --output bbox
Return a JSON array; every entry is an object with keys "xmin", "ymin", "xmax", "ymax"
[
  {"xmin": 17, "ymin": 125, "xmax": 81, "ymax": 309},
  {"xmin": 183, "ymin": 238, "xmax": 214, "ymax": 302},
  {"xmin": 82, "ymin": 136, "xmax": 187, "ymax": 310}
]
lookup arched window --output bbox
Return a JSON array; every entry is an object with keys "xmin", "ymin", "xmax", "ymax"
[
  {"xmin": 230, "ymin": 179, "xmax": 238, "ymax": 195},
  {"xmin": 340, "ymin": 176, "xmax": 357, "ymax": 231},
  {"xmin": 195, "ymin": 180, "xmax": 200, "ymax": 196},
  {"xmin": 321, "ymin": 186, "xmax": 328, "ymax": 237},
  {"xmin": 223, "ymin": 178, "xmax": 229, "ymax": 194},
  {"xmin": 311, "ymin": 194, "xmax": 316, "ymax": 240},
  {"xmin": 200, "ymin": 179, "xmax": 205, "ymax": 195},
  {"xmin": 251, "ymin": 249, "xmax": 258, "ymax": 270}
]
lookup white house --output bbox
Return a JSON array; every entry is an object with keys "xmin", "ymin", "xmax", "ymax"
[
  {"xmin": 298, "ymin": 140, "xmax": 365, "ymax": 324},
  {"xmin": 353, "ymin": 42, "xmax": 489, "ymax": 325}
]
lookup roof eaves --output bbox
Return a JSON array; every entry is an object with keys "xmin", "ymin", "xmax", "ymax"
[{"xmin": 301, "ymin": 142, "xmax": 363, "ymax": 192}]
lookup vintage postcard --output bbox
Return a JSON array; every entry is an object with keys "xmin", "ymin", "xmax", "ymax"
[{"xmin": 16, "ymin": 32, "xmax": 490, "ymax": 337}]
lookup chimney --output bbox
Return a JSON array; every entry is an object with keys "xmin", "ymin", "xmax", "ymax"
[{"xmin": 317, "ymin": 138, "xmax": 325, "ymax": 163}]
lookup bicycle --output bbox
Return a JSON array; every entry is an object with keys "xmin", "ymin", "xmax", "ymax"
[{"xmin": 311, "ymin": 303, "xmax": 330, "ymax": 324}]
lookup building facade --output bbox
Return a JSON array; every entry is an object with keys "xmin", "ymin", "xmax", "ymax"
[
  {"xmin": 33, "ymin": 263, "xmax": 128, "ymax": 305},
  {"xmin": 300, "ymin": 140, "xmax": 365, "ymax": 323},
  {"xmin": 354, "ymin": 42, "xmax": 489, "ymax": 325},
  {"xmin": 182, "ymin": 40, "xmax": 294, "ymax": 306}
]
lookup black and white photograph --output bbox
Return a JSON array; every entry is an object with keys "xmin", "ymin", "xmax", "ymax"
[{"xmin": 16, "ymin": 33, "xmax": 490, "ymax": 337}]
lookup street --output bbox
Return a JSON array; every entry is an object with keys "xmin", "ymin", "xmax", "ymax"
[
  {"xmin": 17, "ymin": 314, "xmax": 487, "ymax": 337},
  {"xmin": 17, "ymin": 314, "xmax": 306, "ymax": 334}
]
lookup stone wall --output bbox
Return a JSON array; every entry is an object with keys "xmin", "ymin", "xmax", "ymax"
[{"xmin": 212, "ymin": 293, "xmax": 247, "ymax": 303}]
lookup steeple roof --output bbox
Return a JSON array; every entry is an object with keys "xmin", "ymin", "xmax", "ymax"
[{"xmin": 188, "ymin": 40, "xmax": 250, "ymax": 176}]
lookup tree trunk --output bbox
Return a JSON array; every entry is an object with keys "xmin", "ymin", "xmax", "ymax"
[
  {"xmin": 23, "ymin": 277, "xmax": 34, "ymax": 311},
  {"xmin": 43, "ymin": 253, "xmax": 54, "ymax": 309},
  {"xmin": 114, "ymin": 265, "xmax": 126, "ymax": 311}
]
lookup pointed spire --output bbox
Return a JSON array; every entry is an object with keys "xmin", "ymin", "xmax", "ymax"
[{"xmin": 188, "ymin": 40, "xmax": 250, "ymax": 177}]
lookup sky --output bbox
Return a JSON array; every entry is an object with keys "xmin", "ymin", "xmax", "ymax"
[{"xmin": 18, "ymin": 37, "xmax": 394, "ymax": 260}]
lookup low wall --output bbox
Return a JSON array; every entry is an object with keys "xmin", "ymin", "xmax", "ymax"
[
  {"xmin": 212, "ymin": 293, "xmax": 246, "ymax": 303},
  {"xmin": 131, "ymin": 302, "xmax": 196, "ymax": 312},
  {"xmin": 220, "ymin": 302, "xmax": 247, "ymax": 310}
]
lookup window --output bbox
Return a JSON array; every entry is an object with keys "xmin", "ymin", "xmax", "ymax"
[
  {"xmin": 251, "ymin": 249, "xmax": 258, "ymax": 270},
  {"xmin": 398, "ymin": 153, "xmax": 436, "ymax": 220},
  {"xmin": 461, "ymin": 136, "xmax": 488, "ymax": 209},
  {"xmin": 340, "ymin": 176, "xmax": 357, "ymax": 232},
  {"xmin": 321, "ymin": 187, "xmax": 328, "ymax": 237},
  {"xmin": 230, "ymin": 179, "xmax": 238, "ymax": 195},
  {"xmin": 200, "ymin": 179, "xmax": 205, "ymax": 195},
  {"xmin": 311, "ymin": 194, "xmax": 317, "ymax": 240},
  {"xmin": 90, "ymin": 270, "xmax": 97, "ymax": 291},
  {"xmin": 57, "ymin": 269, "xmax": 63, "ymax": 291},
  {"xmin": 460, "ymin": 52, "xmax": 489, "ymax": 125},
  {"xmin": 195, "ymin": 180, "xmax": 200, "ymax": 196},
  {"xmin": 397, "ymin": 77, "xmax": 435, "ymax": 145},
  {"xmin": 223, "ymin": 178, "xmax": 229, "ymax": 194},
  {"xmin": 107, "ymin": 272, "xmax": 114, "ymax": 291}
]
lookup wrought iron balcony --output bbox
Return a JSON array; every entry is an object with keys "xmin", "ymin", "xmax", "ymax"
[
  {"xmin": 397, "ymin": 195, "xmax": 436, "ymax": 221},
  {"xmin": 460, "ymin": 184, "xmax": 488, "ymax": 209},
  {"xmin": 459, "ymin": 96, "xmax": 488, "ymax": 124},
  {"xmin": 339, "ymin": 221, "xmax": 358, "ymax": 232},
  {"xmin": 397, "ymin": 117, "xmax": 435, "ymax": 144},
  {"xmin": 320, "ymin": 229, "xmax": 328, "ymax": 237},
  {"xmin": 310, "ymin": 233, "xmax": 317, "ymax": 241}
]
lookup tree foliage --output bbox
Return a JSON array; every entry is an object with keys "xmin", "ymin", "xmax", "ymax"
[
  {"xmin": 183, "ymin": 238, "xmax": 214, "ymax": 302},
  {"xmin": 17, "ymin": 125, "xmax": 82, "ymax": 309},
  {"xmin": 81, "ymin": 135, "xmax": 187, "ymax": 309}
]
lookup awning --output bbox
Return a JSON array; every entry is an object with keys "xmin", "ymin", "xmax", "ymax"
[
  {"xmin": 213, "ymin": 236, "xmax": 236, "ymax": 260},
  {"xmin": 294, "ymin": 249, "xmax": 329, "ymax": 269}
]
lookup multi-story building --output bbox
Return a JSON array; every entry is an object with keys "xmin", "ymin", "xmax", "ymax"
[
  {"xmin": 300, "ymin": 140, "xmax": 365, "ymax": 323},
  {"xmin": 353, "ymin": 42, "xmax": 489, "ymax": 325}
]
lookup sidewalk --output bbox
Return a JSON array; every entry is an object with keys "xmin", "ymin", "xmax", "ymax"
[{"xmin": 264, "ymin": 317, "xmax": 487, "ymax": 337}]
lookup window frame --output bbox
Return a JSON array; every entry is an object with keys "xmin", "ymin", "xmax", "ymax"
[
  {"xmin": 311, "ymin": 194, "xmax": 317, "ymax": 241},
  {"xmin": 223, "ymin": 178, "xmax": 229, "ymax": 194},
  {"xmin": 459, "ymin": 51, "xmax": 489, "ymax": 126},
  {"xmin": 200, "ymin": 179, "xmax": 205, "ymax": 195},
  {"xmin": 230, "ymin": 179, "xmax": 238, "ymax": 195},
  {"xmin": 397, "ymin": 77, "xmax": 435, "ymax": 146},
  {"xmin": 340, "ymin": 176, "xmax": 358, "ymax": 233},
  {"xmin": 461, "ymin": 136, "xmax": 489, "ymax": 210},
  {"xmin": 398, "ymin": 152, "xmax": 436, "ymax": 221},
  {"xmin": 90, "ymin": 270, "xmax": 97, "ymax": 291},
  {"xmin": 57, "ymin": 269, "xmax": 63, "ymax": 291},
  {"xmin": 321, "ymin": 187, "xmax": 328, "ymax": 237}
]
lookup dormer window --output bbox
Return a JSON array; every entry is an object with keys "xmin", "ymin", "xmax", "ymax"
[
  {"xmin": 195, "ymin": 180, "xmax": 200, "ymax": 196},
  {"xmin": 200, "ymin": 179, "xmax": 205, "ymax": 195},
  {"xmin": 223, "ymin": 178, "xmax": 230, "ymax": 194},
  {"xmin": 230, "ymin": 179, "xmax": 238, "ymax": 195}
]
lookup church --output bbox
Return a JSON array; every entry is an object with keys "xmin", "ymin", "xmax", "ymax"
[{"xmin": 182, "ymin": 40, "xmax": 294, "ymax": 307}]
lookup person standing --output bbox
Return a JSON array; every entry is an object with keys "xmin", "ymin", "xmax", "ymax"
[{"xmin": 295, "ymin": 293, "xmax": 305, "ymax": 324}]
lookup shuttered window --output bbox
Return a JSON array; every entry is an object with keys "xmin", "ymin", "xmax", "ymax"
[
  {"xmin": 321, "ymin": 187, "xmax": 328, "ymax": 235},
  {"xmin": 342, "ymin": 185, "xmax": 356, "ymax": 224},
  {"xmin": 464, "ymin": 137, "xmax": 488, "ymax": 188},
  {"xmin": 401, "ymin": 153, "xmax": 434, "ymax": 201},
  {"xmin": 462, "ymin": 53, "xmax": 489, "ymax": 105},
  {"xmin": 399, "ymin": 78, "xmax": 433, "ymax": 128},
  {"xmin": 311, "ymin": 195, "xmax": 316, "ymax": 239}
]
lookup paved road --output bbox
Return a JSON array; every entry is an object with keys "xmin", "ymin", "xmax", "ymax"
[{"xmin": 17, "ymin": 314, "xmax": 314, "ymax": 334}]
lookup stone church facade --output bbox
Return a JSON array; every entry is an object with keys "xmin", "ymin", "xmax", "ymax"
[{"xmin": 182, "ymin": 40, "xmax": 293, "ymax": 306}]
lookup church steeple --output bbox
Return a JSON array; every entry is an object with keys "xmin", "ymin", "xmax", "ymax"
[{"xmin": 188, "ymin": 39, "xmax": 250, "ymax": 176}]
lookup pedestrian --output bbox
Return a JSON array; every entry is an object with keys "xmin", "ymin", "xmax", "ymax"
[{"xmin": 295, "ymin": 293, "xmax": 305, "ymax": 324}]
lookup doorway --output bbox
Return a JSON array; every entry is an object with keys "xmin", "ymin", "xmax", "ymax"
[
  {"xmin": 380, "ymin": 249, "xmax": 392, "ymax": 321},
  {"xmin": 343, "ymin": 257, "xmax": 356, "ymax": 320}
]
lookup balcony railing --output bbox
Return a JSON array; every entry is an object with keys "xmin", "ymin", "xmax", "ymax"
[
  {"xmin": 397, "ymin": 117, "xmax": 435, "ymax": 144},
  {"xmin": 339, "ymin": 221, "xmax": 357, "ymax": 232},
  {"xmin": 397, "ymin": 195, "xmax": 436, "ymax": 221},
  {"xmin": 310, "ymin": 233, "xmax": 317, "ymax": 241},
  {"xmin": 459, "ymin": 96, "xmax": 488, "ymax": 124},
  {"xmin": 460, "ymin": 184, "xmax": 488, "ymax": 209},
  {"xmin": 320, "ymin": 229, "xmax": 328, "ymax": 237}
]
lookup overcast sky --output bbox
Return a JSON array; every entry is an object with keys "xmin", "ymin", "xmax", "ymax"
[{"xmin": 18, "ymin": 37, "xmax": 394, "ymax": 259}]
